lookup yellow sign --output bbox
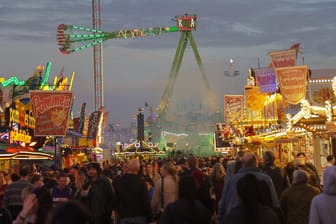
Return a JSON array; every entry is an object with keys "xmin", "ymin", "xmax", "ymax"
[
  {"xmin": 10, "ymin": 108, "xmax": 35, "ymax": 129},
  {"xmin": 10, "ymin": 130, "xmax": 32, "ymax": 144}
]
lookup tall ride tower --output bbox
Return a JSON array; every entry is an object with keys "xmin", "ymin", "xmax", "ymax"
[{"xmin": 92, "ymin": 0, "xmax": 103, "ymax": 111}]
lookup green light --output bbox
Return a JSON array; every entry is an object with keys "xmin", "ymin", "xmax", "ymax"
[
  {"xmin": 169, "ymin": 27, "xmax": 179, "ymax": 32},
  {"xmin": 40, "ymin": 61, "xmax": 51, "ymax": 88},
  {"xmin": 73, "ymin": 39, "xmax": 103, "ymax": 52},
  {"xmin": 0, "ymin": 61, "xmax": 51, "ymax": 88},
  {"xmin": 72, "ymin": 25, "xmax": 103, "ymax": 33},
  {"xmin": 61, "ymin": 24, "xmax": 180, "ymax": 54},
  {"xmin": 1, "ymin": 77, "xmax": 26, "ymax": 87}
]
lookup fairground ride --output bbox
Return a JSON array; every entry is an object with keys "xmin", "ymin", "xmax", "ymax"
[{"xmin": 57, "ymin": 14, "xmax": 219, "ymax": 153}]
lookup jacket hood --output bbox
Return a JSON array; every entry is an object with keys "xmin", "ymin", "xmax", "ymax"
[{"xmin": 323, "ymin": 166, "xmax": 336, "ymax": 195}]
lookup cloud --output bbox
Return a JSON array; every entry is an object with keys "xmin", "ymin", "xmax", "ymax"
[
  {"xmin": 1, "ymin": 0, "xmax": 336, "ymax": 125},
  {"xmin": 231, "ymin": 22, "xmax": 264, "ymax": 35}
]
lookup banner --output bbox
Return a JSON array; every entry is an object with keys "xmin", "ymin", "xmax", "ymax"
[
  {"xmin": 244, "ymin": 86, "xmax": 267, "ymax": 111},
  {"xmin": 87, "ymin": 111, "xmax": 102, "ymax": 139},
  {"xmin": 310, "ymin": 80, "xmax": 336, "ymax": 106},
  {"xmin": 254, "ymin": 67, "xmax": 277, "ymax": 93},
  {"xmin": 30, "ymin": 91, "xmax": 73, "ymax": 136},
  {"xmin": 78, "ymin": 102, "xmax": 86, "ymax": 134},
  {"xmin": 275, "ymin": 65, "xmax": 308, "ymax": 105},
  {"xmin": 269, "ymin": 48, "xmax": 297, "ymax": 68},
  {"xmin": 224, "ymin": 95, "xmax": 243, "ymax": 124}
]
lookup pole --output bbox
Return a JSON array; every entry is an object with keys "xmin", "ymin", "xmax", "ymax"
[{"xmin": 54, "ymin": 136, "xmax": 58, "ymax": 169}]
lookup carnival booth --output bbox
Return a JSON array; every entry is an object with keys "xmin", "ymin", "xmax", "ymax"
[
  {"xmin": 114, "ymin": 140, "xmax": 165, "ymax": 160},
  {"xmin": 0, "ymin": 62, "xmax": 75, "ymax": 170},
  {"xmin": 219, "ymin": 44, "xmax": 336, "ymax": 177}
]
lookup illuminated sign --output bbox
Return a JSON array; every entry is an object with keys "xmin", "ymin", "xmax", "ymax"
[
  {"xmin": 176, "ymin": 15, "xmax": 197, "ymax": 31},
  {"xmin": 10, "ymin": 130, "xmax": 32, "ymax": 144},
  {"xmin": 30, "ymin": 91, "xmax": 73, "ymax": 136},
  {"xmin": 10, "ymin": 108, "xmax": 36, "ymax": 129}
]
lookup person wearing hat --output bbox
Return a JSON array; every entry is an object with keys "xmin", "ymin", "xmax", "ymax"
[
  {"xmin": 82, "ymin": 162, "xmax": 116, "ymax": 224},
  {"xmin": 176, "ymin": 157, "xmax": 191, "ymax": 178}
]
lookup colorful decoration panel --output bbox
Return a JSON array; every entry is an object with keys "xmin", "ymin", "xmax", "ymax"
[
  {"xmin": 224, "ymin": 95, "xmax": 243, "ymax": 124},
  {"xmin": 30, "ymin": 91, "xmax": 73, "ymax": 136}
]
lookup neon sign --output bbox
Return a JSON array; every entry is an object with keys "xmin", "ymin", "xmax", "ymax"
[
  {"xmin": 10, "ymin": 130, "xmax": 32, "ymax": 144},
  {"xmin": 10, "ymin": 108, "xmax": 36, "ymax": 129}
]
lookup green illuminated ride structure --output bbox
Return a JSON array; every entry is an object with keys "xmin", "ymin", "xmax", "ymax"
[{"xmin": 57, "ymin": 14, "xmax": 217, "ymax": 153}]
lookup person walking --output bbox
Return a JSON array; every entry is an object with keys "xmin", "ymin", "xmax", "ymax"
[
  {"xmin": 51, "ymin": 173, "xmax": 74, "ymax": 206},
  {"xmin": 209, "ymin": 162, "xmax": 225, "ymax": 214},
  {"xmin": 30, "ymin": 174, "xmax": 44, "ymax": 189},
  {"xmin": 83, "ymin": 162, "xmax": 116, "ymax": 224},
  {"xmin": 3, "ymin": 165, "xmax": 33, "ymax": 219},
  {"xmin": 151, "ymin": 162, "xmax": 178, "ymax": 220},
  {"xmin": 159, "ymin": 175, "xmax": 212, "ymax": 224},
  {"xmin": 221, "ymin": 174, "xmax": 280, "ymax": 224},
  {"xmin": 13, "ymin": 186, "xmax": 53, "ymax": 224},
  {"xmin": 280, "ymin": 169, "xmax": 320, "ymax": 224},
  {"xmin": 262, "ymin": 150, "xmax": 290, "ymax": 198},
  {"xmin": 294, "ymin": 153, "xmax": 320, "ymax": 189},
  {"xmin": 114, "ymin": 158, "xmax": 153, "ymax": 224},
  {"xmin": 224, "ymin": 150, "xmax": 245, "ymax": 184},
  {"xmin": 309, "ymin": 166, "xmax": 336, "ymax": 224},
  {"xmin": 217, "ymin": 152, "xmax": 279, "ymax": 223}
]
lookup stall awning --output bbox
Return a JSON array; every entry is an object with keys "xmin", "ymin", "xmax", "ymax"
[{"xmin": 0, "ymin": 151, "xmax": 54, "ymax": 160}]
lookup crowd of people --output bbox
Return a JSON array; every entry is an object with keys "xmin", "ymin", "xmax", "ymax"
[{"xmin": 0, "ymin": 150, "xmax": 335, "ymax": 224}]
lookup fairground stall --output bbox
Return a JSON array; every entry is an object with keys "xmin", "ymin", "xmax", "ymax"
[
  {"xmin": 217, "ymin": 44, "xmax": 336, "ymax": 176},
  {"xmin": 0, "ymin": 62, "xmax": 74, "ymax": 171}
]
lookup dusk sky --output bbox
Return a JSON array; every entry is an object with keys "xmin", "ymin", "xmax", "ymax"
[{"xmin": 1, "ymin": 0, "xmax": 336, "ymax": 126}]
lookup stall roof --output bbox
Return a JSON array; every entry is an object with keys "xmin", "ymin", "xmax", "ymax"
[{"xmin": 0, "ymin": 151, "xmax": 54, "ymax": 160}]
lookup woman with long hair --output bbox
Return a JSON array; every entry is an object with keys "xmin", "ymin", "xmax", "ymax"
[
  {"xmin": 209, "ymin": 163, "xmax": 225, "ymax": 212},
  {"xmin": 151, "ymin": 162, "xmax": 179, "ymax": 218},
  {"xmin": 13, "ymin": 186, "xmax": 53, "ymax": 224}
]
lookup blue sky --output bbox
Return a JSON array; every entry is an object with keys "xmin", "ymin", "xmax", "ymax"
[{"xmin": 1, "ymin": 0, "xmax": 336, "ymax": 126}]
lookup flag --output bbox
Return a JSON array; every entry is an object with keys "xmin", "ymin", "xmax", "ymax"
[
  {"xmin": 78, "ymin": 102, "xmax": 86, "ymax": 134},
  {"xmin": 290, "ymin": 43, "xmax": 301, "ymax": 58},
  {"xmin": 275, "ymin": 65, "xmax": 308, "ymax": 104},
  {"xmin": 268, "ymin": 43, "xmax": 301, "ymax": 67}
]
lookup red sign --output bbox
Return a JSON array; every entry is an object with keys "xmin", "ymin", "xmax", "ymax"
[
  {"xmin": 269, "ymin": 48, "xmax": 297, "ymax": 68},
  {"xmin": 30, "ymin": 91, "xmax": 73, "ymax": 136}
]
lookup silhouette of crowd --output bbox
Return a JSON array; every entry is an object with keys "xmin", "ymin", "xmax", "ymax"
[{"xmin": 0, "ymin": 150, "xmax": 335, "ymax": 224}]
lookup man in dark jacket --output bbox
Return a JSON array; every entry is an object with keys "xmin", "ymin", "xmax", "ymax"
[
  {"xmin": 84, "ymin": 162, "xmax": 116, "ymax": 224},
  {"xmin": 280, "ymin": 169, "xmax": 320, "ymax": 224},
  {"xmin": 262, "ymin": 150, "xmax": 290, "ymax": 198},
  {"xmin": 218, "ymin": 152, "xmax": 279, "ymax": 223},
  {"xmin": 114, "ymin": 158, "xmax": 153, "ymax": 224}
]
